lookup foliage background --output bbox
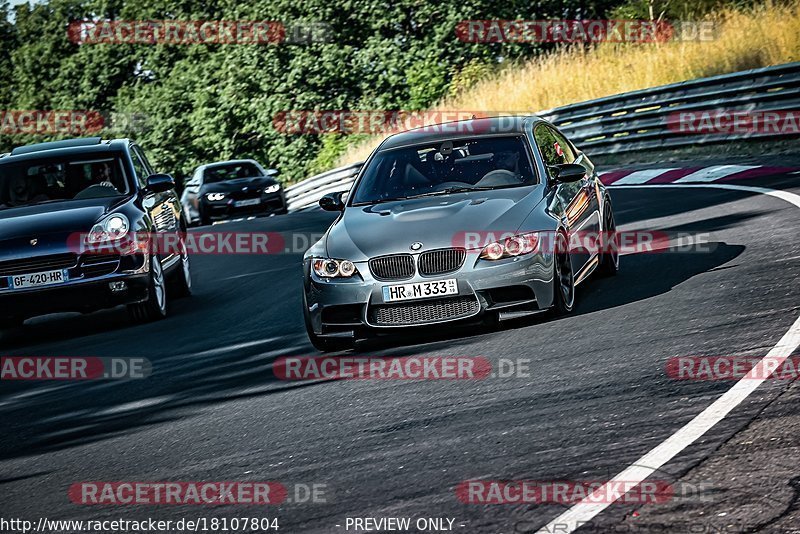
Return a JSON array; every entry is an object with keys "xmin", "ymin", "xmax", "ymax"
[{"xmin": 0, "ymin": 0, "xmax": 778, "ymax": 182}]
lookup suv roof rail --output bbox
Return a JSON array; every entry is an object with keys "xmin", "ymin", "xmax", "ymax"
[{"xmin": 10, "ymin": 137, "xmax": 103, "ymax": 156}]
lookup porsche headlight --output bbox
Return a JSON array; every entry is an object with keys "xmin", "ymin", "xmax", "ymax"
[
  {"xmin": 206, "ymin": 192, "xmax": 226, "ymax": 201},
  {"xmin": 312, "ymin": 258, "xmax": 358, "ymax": 278},
  {"xmin": 87, "ymin": 214, "xmax": 130, "ymax": 243},
  {"xmin": 264, "ymin": 184, "xmax": 281, "ymax": 194},
  {"xmin": 479, "ymin": 232, "xmax": 539, "ymax": 260}
]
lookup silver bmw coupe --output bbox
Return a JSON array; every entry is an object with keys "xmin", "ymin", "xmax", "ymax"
[{"xmin": 303, "ymin": 116, "xmax": 618, "ymax": 351}]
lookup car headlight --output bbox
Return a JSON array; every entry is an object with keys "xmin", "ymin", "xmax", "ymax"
[
  {"xmin": 479, "ymin": 232, "xmax": 539, "ymax": 260},
  {"xmin": 264, "ymin": 184, "xmax": 281, "ymax": 194},
  {"xmin": 87, "ymin": 214, "xmax": 130, "ymax": 243},
  {"xmin": 312, "ymin": 258, "xmax": 358, "ymax": 278},
  {"xmin": 206, "ymin": 193, "xmax": 226, "ymax": 201}
]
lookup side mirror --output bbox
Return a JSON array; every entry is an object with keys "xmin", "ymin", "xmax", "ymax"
[
  {"xmin": 145, "ymin": 173, "xmax": 176, "ymax": 193},
  {"xmin": 551, "ymin": 163, "xmax": 587, "ymax": 183},
  {"xmin": 266, "ymin": 169, "xmax": 280, "ymax": 177},
  {"xmin": 319, "ymin": 191, "xmax": 345, "ymax": 212}
]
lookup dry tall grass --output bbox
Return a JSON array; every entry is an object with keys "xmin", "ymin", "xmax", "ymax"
[{"xmin": 337, "ymin": 0, "xmax": 800, "ymax": 165}]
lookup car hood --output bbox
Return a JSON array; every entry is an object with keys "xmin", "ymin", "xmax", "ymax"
[
  {"xmin": 325, "ymin": 187, "xmax": 543, "ymax": 261},
  {"xmin": 202, "ymin": 177, "xmax": 278, "ymax": 193},
  {"xmin": 0, "ymin": 197, "xmax": 123, "ymax": 244}
]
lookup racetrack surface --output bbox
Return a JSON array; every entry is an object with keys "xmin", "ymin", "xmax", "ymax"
[{"xmin": 1, "ymin": 162, "xmax": 800, "ymax": 533}]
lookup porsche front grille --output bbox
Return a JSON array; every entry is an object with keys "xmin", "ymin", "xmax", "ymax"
[
  {"xmin": 369, "ymin": 254, "xmax": 415, "ymax": 281},
  {"xmin": 0, "ymin": 254, "xmax": 77, "ymax": 276},
  {"xmin": 369, "ymin": 296, "xmax": 480, "ymax": 326},
  {"xmin": 80, "ymin": 254, "xmax": 121, "ymax": 278}
]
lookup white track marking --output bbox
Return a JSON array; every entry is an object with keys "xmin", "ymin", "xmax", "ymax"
[
  {"xmin": 672, "ymin": 165, "xmax": 759, "ymax": 183},
  {"xmin": 536, "ymin": 182, "xmax": 800, "ymax": 534},
  {"xmin": 611, "ymin": 168, "xmax": 678, "ymax": 185}
]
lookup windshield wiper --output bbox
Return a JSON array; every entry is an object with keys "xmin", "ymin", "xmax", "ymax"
[
  {"xmin": 356, "ymin": 186, "xmax": 498, "ymax": 206},
  {"xmin": 402, "ymin": 186, "xmax": 496, "ymax": 199}
]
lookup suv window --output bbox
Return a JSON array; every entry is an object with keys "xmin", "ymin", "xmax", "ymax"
[
  {"xmin": 130, "ymin": 147, "xmax": 150, "ymax": 189},
  {"xmin": 134, "ymin": 146, "xmax": 156, "ymax": 175},
  {"xmin": 0, "ymin": 154, "xmax": 130, "ymax": 210}
]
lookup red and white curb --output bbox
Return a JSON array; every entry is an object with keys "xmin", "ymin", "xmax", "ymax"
[{"xmin": 600, "ymin": 165, "xmax": 798, "ymax": 186}]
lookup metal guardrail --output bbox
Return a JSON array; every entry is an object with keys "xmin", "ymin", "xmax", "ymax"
[
  {"xmin": 285, "ymin": 162, "xmax": 362, "ymax": 211},
  {"xmin": 287, "ymin": 61, "xmax": 800, "ymax": 211},
  {"xmin": 542, "ymin": 61, "xmax": 800, "ymax": 155}
]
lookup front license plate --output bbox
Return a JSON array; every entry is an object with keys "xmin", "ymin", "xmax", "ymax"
[
  {"xmin": 382, "ymin": 278, "xmax": 458, "ymax": 302},
  {"xmin": 9, "ymin": 269, "xmax": 69, "ymax": 290},
  {"xmin": 234, "ymin": 199, "xmax": 261, "ymax": 207}
]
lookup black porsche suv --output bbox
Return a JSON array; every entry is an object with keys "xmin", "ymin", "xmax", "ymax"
[{"xmin": 0, "ymin": 137, "xmax": 192, "ymax": 328}]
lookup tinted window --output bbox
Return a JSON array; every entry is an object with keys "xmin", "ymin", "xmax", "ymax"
[
  {"xmin": 134, "ymin": 146, "xmax": 155, "ymax": 175},
  {"xmin": 203, "ymin": 163, "xmax": 262, "ymax": 184},
  {"xmin": 534, "ymin": 125, "xmax": 575, "ymax": 168},
  {"xmin": 351, "ymin": 136, "xmax": 536, "ymax": 205},
  {"xmin": 0, "ymin": 155, "xmax": 130, "ymax": 210},
  {"xmin": 130, "ymin": 149, "xmax": 149, "ymax": 188}
]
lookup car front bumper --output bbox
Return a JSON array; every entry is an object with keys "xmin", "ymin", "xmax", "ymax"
[
  {"xmin": 202, "ymin": 192, "xmax": 287, "ymax": 219},
  {"xmin": 303, "ymin": 251, "xmax": 555, "ymax": 337},
  {"xmin": 0, "ymin": 254, "xmax": 152, "ymax": 320}
]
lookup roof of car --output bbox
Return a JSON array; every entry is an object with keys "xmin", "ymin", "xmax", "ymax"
[
  {"xmin": 377, "ymin": 115, "xmax": 544, "ymax": 151},
  {"xmin": 0, "ymin": 137, "xmax": 131, "ymax": 164}
]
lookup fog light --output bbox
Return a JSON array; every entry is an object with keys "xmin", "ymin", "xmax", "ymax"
[{"xmin": 109, "ymin": 281, "xmax": 127, "ymax": 292}]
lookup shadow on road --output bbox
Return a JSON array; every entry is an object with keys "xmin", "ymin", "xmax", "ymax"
[{"xmin": 0, "ymin": 196, "xmax": 747, "ymax": 461}]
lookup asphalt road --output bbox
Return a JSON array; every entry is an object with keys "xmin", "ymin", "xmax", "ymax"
[{"xmin": 1, "ymin": 164, "xmax": 800, "ymax": 533}]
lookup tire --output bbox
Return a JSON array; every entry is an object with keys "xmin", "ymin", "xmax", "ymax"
[
  {"xmin": 170, "ymin": 238, "xmax": 192, "ymax": 299},
  {"xmin": 550, "ymin": 231, "xmax": 575, "ymax": 316},
  {"xmin": 597, "ymin": 198, "xmax": 620, "ymax": 277},
  {"xmin": 128, "ymin": 255, "xmax": 168, "ymax": 323}
]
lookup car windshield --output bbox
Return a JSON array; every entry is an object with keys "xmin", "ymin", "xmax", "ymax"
[
  {"xmin": 351, "ymin": 135, "xmax": 537, "ymax": 205},
  {"xmin": 203, "ymin": 162, "xmax": 262, "ymax": 183},
  {"xmin": 0, "ymin": 155, "xmax": 130, "ymax": 211}
]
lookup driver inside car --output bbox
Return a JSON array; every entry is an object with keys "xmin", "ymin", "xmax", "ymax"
[
  {"xmin": 478, "ymin": 150, "xmax": 524, "ymax": 186},
  {"xmin": 74, "ymin": 162, "xmax": 120, "ymax": 199},
  {"xmin": 92, "ymin": 162, "xmax": 118, "ymax": 190}
]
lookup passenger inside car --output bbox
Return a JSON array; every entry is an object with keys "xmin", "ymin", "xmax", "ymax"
[{"xmin": 0, "ymin": 175, "xmax": 50, "ymax": 209}]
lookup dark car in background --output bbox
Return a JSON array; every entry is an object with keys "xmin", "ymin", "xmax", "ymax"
[
  {"xmin": 0, "ymin": 137, "xmax": 192, "ymax": 329},
  {"xmin": 181, "ymin": 159, "xmax": 286, "ymax": 226}
]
